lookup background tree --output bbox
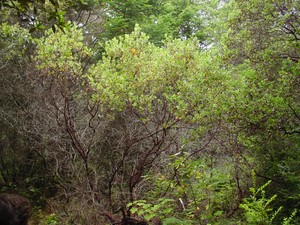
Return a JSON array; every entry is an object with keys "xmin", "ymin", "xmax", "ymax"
[
  {"xmin": 0, "ymin": 21, "xmax": 57, "ymax": 207},
  {"xmin": 213, "ymin": 0, "xmax": 300, "ymax": 220},
  {"xmin": 100, "ymin": 0, "xmax": 204, "ymax": 45}
]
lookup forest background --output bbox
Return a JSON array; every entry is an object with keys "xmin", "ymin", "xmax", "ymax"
[{"xmin": 0, "ymin": 0, "xmax": 299, "ymax": 224}]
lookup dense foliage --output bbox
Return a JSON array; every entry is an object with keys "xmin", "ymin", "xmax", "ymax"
[{"xmin": 0, "ymin": 0, "xmax": 299, "ymax": 224}]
